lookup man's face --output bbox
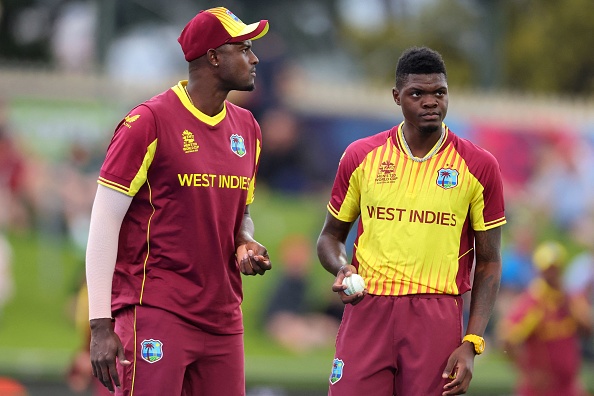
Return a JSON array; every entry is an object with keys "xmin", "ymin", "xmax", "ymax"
[
  {"xmin": 216, "ymin": 40, "xmax": 259, "ymax": 92},
  {"xmin": 541, "ymin": 265, "xmax": 562, "ymax": 289},
  {"xmin": 393, "ymin": 73, "xmax": 448, "ymax": 134}
]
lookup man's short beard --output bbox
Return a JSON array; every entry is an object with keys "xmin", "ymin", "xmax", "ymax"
[
  {"xmin": 420, "ymin": 124, "xmax": 440, "ymax": 135},
  {"xmin": 238, "ymin": 83, "xmax": 255, "ymax": 92},
  {"xmin": 226, "ymin": 83, "xmax": 255, "ymax": 92}
]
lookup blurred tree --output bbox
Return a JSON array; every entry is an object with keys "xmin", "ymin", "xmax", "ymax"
[
  {"xmin": 233, "ymin": 0, "xmax": 340, "ymax": 55},
  {"xmin": 336, "ymin": 0, "xmax": 489, "ymax": 88},
  {"xmin": 503, "ymin": 0, "xmax": 594, "ymax": 95},
  {"xmin": 337, "ymin": 0, "xmax": 594, "ymax": 96},
  {"xmin": 3, "ymin": 0, "xmax": 594, "ymax": 97}
]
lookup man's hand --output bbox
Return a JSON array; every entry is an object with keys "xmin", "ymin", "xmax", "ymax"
[
  {"xmin": 442, "ymin": 341, "xmax": 475, "ymax": 395},
  {"xmin": 236, "ymin": 241, "xmax": 271, "ymax": 275},
  {"xmin": 89, "ymin": 318, "xmax": 131, "ymax": 393},
  {"xmin": 332, "ymin": 265, "xmax": 367, "ymax": 305}
]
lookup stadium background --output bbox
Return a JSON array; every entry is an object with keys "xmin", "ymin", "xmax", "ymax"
[{"xmin": 0, "ymin": 0, "xmax": 593, "ymax": 395}]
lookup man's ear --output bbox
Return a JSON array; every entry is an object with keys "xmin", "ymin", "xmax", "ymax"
[
  {"xmin": 392, "ymin": 87, "xmax": 401, "ymax": 106},
  {"xmin": 207, "ymin": 48, "xmax": 219, "ymax": 67}
]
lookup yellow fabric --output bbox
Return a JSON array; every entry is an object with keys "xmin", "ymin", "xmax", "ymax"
[
  {"xmin": 208, "ymin": 7, "xmax": 250, "ymax": 36},
  {"xmin": 206, "ymin": 7, "xmax": 269, "ymax": 39},
  {"xmin": 332, "ymin": 125, "xmax": 504, "ymax": 295},
  {"xmin": 74, "ymin": 284, "xmax": 90, "ymax": 336},
  {"xmin": 246, "ymin": 139, "xmax": 260, "ymax": 205},
  {"xmin": 172, "ymin": 81, "xmax": 226, "ymax": 127}
]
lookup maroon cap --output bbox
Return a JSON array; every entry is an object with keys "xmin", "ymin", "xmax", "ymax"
[{"xmin": 178, "ymin": 7, "xmax": 269, "ymax": 62}]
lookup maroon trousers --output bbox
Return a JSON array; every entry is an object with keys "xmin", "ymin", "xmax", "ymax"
[
  {"xmin": 329, "ymin": 294, "xmax": 463, "ymax": 396},
  {"xmin": 114, "ymin": 305, "xmax": 245, "ymax": 396}
]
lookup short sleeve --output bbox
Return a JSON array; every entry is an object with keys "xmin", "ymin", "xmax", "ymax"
[{"xmin": 99, "ymin": 105, "xmax": 158, "ymax": 196}]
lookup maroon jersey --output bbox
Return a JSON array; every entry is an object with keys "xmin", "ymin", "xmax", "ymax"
[{"xmin": 98, "ymin": 81, "xmax": 261, "ymax": 334}]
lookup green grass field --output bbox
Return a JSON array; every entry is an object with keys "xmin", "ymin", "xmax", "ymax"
[{"xmin": 0, "ymin": 190, "xmax": 592, "ymax": 395}]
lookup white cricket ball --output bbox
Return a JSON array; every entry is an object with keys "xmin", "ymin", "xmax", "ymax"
[{"xmin": 343, "ymin": 274, "xmax": 366, "ymax": 296}]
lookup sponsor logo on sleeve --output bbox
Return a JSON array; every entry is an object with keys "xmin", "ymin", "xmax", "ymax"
[{"xmin": 123, "ymin": 114, "xmax": 140, "ymax": 128}]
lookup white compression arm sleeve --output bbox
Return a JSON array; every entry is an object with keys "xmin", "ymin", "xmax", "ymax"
[{"xmin": 86, "ymin": 184, "xmax": 133, "ymax": 320}]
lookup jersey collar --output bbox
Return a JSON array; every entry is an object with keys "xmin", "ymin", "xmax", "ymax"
[{"xmin": 172, "ymin": 80, "xmax": 226, "ymax": 127}]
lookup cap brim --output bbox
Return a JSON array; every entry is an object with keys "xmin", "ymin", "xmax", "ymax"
[{"xmin": 228, "ymin": 20, "xmax": 269, "ymax": 42}]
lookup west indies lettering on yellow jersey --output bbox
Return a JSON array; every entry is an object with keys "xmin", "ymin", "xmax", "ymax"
[
  {"xmin": 98, "ymin": 81, "xmax": 261, "ymax": 335},
  {"xmin": 328, "ymin": 122, "xmax": 506, "ymax": 297}
]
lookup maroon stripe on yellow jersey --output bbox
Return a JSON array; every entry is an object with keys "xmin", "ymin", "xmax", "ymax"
[{"xmin": 328, "ymin": 123, "xmax": 506, "ymax": 296}]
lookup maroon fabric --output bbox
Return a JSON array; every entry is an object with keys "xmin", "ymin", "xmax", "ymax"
[
  {"xmin": 114, "ymin": 305, "xmax": 245, "ymax": 396},
  {"xmin": 101, "ymin": 87, "xmax": 261, "ymax": 335},
  {"xmin": 516, "ymin": 337, "xmax": 583, "ymax": 396},
  {"xmin": 178, "ymin": 9, "xmax": 268, "ymax": 61},
  {"xmin": 329, "ymin": 294, "xmax": 463, "ymax": 396}
]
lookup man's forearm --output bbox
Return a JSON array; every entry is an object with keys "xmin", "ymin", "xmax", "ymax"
[
  {"xmin": 235, "ymin": 211, "xmax": 255, "ymax": 247},
  {"xmin": 317, "ymin": 233, "xmax": 349, "ymax": 276},
  {"xmin": 466, "ymin": 261, "xmax": 501, "ymax": 335}
]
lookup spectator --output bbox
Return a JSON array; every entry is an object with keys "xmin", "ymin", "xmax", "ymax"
[
  {"xmin": 263, "ymin": 234, "xmax": 340, "ymax": 353},
  {"xmin": 0, "ymin": 106, "xmax": 28, "ymax": 232},
  {"xmin": 499, "ymin": 241, "xmax": 592, "ymax": 396},
  {"xmin": 257, "ymin": 108, "xmax": 309, "ymax": 193},
  {"xmin": 493, "ymin": 216, "xmax": 538, "ymax": 344},
  {"xmin": 565, "ymin": 215, "xmax": 594, "ymax": 361}
]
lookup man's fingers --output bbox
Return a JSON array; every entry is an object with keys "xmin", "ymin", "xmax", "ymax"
[
  {"xmin": 236, "ymin": 246, "xmax": 247, "ymax": 260},
  {"xmin": 332, "ymin": 281, "xmax": 347, "ymax": 293},
  {"xmin": 442, "ymin": 356, "xmax": 456, "ymax": 380},
  {"xmin": 251, "ymin": 255, "xmax": 271, "ymax": 274},
  {"xmin": 340, "ymin": 290, "xmax": 366, "ymax": 305},
  {"xmin": 240, "ymin": 255, "xmax": 271, "ymax": 276},
  {"xmin": 443, "ymin": 369, "xmax": 470, "ymax": 395},
  {"xmin": 97, "ymin": 363, "xmax": 115, "ymax": 392},
  {"xmin": 118, "ymin": 346, "xmax": 131, "ymax": 367},
  {"xmin": 239, "ymin": 254, "xmax": 255, "ymax": 275},
  {"xmin": 108, "ymin": 362, "xmax": 120, "ymax": 389},
  {"xmin": 237, "ymin": 244, "xmax": 271, "ymax": 276},
  {"xmin": 349, "ymin": 291, "xmax": 367, "ymax": 305},
  {"xmin": 248, "ymin": 258, "xmax": 265, "ymax": 275},
  {"xmin": 109, "ymin": 347, "xmax": 130, "ymax": 388}
]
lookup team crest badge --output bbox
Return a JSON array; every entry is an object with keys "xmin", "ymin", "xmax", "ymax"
[
  {"xmin": 329, "ymin": 358, "xmax": 344, "ymax": 384},
  {"xmin": 436, "ymin": 168, "xmax": 459, "ymax": 189},
  {"xmin": 230, "ymin": 134, "xmax": 247, "ymax": 157},
  {"xmin": 226, "ymin": 9, "xmax": 241, "ymax": 22},
  {"xmin": 141, "ymin": 339, "xmax": 163, "ymax": 363}
]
